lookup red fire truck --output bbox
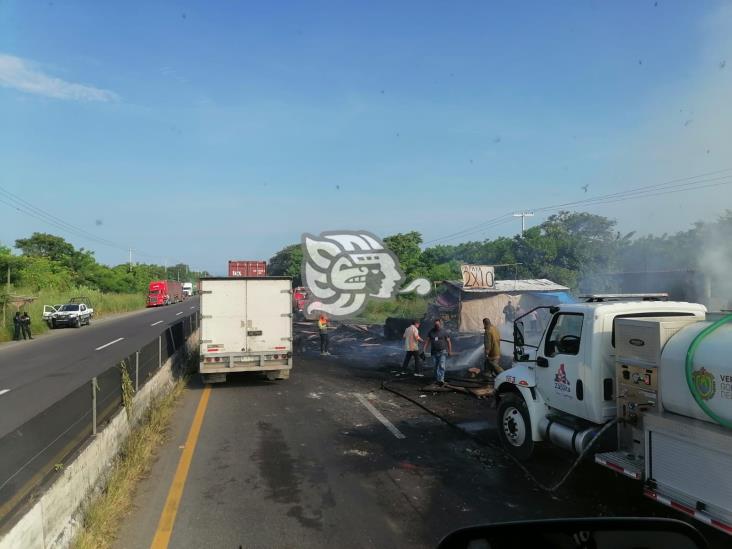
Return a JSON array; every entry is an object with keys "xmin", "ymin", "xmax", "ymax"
[{"xmin": 147, "ymin": 280, "xmax": 184, "ymax": 307}]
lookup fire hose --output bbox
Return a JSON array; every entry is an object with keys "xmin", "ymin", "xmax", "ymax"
[{"xmin": 381, "ymin": 377, "xmax": 619, "ymax": 493}]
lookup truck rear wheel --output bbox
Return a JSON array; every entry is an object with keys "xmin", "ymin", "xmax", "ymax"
[{"xmin": 497, "ymin": 393, "xmax": 534, "ymax": 460}]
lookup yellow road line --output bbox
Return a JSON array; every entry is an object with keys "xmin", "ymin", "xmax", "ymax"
[{"xmin": 151, "ymin": 385, "xmax": 211, "ymax": 549}]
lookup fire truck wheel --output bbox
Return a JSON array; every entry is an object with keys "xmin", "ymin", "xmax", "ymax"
[{"xmin": 497, "ymin": 393, "xmax": 534, "ymax": 460}]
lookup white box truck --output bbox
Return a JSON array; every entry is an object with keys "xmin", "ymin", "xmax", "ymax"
[{"xmin": 198, "ymin": 277, "xmax": 292, "ymax": 383}]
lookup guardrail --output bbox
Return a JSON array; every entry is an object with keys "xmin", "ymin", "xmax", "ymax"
[{"xmin": 0, "ymin": 312, "xmax": 199, "ymax": 529}]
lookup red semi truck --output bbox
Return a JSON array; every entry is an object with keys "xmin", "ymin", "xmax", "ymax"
[
  {"xmin": 228, "ymin": 260, "xmax": 267, "ymax": 277},
  {"xmin": 147, "ymin": 280, "xmax": 184, "ymax": 307}
]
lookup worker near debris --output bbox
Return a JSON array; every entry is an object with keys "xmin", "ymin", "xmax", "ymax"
[
  {"xmin": 13, "ymin": 312, "xmax": 22, "ymax": 341},
  {"xmin": 482, "ymin": 317, "xmax": 503, "ymax": 378},
  {"xmin": 401, "ymin": 319, "xmax": 424, "ymax": 377},
  {"xmin": 503, "ymin": 300, "xmax": 516, "ymax": 323},
  {"xmin": 424, "ymin": 319, "xmax": 452, "ymax": 386},
  {"xmin": 21, "ymin": 312, "xmax": 33, "ymax": 340},
  {"xmin": 318, "ymin": 314, "xmax": 330, "ymax": 355}
]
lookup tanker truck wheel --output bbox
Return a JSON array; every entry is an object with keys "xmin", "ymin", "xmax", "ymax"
[{"xmin": 497, "ymin": 393, "xmax": 534, "ymax": 460}]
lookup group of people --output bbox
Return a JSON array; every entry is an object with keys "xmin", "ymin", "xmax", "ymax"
[
  {"xmin": 12, "ymin": 311, "xmax": 33, "ymax": 341},
  {"xmin": 316, "ymin": 312, "xmax": 507, "ymax": 386},
  {"xmin": 313, "ymin": 312, "xmax": 506, "ymax": 385},
  {"xmin": 401, "ymin": 317, "xmax": 503, "ymax": 386}
]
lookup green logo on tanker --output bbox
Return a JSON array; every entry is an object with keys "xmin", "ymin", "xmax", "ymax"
[{"xmin": 692, "ymin": 368, "xmax": 716, "ymax": 401}]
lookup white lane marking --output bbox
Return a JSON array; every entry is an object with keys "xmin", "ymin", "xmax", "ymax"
[
  {"xmin": 151, "ymin": 320, "xmax": 164, "ymax": 326},
  {"xmin": 176, "ymin": 311, "xmax": 183, "ymax": 316},
  {"xmin": 190, "ymin": 306, "xmax": 195, "ymax": 309},
  {"xmin": 95, "ymin": 337, "xmax": 125, "ymax": 351},
  {"xmin": 354, "ymin": 393, "xmax": 406, "ymax": 439},
  {"xmin": 0, "ymin": 389, "xmax": 10, "ymax": 396}
]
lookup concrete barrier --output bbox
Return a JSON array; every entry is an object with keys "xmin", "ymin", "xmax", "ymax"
[{"xmin": 0, "ymin": 329, "xmax": 198, "ymax": 549}]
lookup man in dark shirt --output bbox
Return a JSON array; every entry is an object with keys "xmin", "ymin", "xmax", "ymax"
[
  {"xmin": 503, "ymin": 300, "xmax": 516, "ymax": 323},
  {"xmin": 424, "ymin": 319, "xmax": 452, "ymax": 386},
  {"xmin": 21, "ymin": 312, "xmax": 33, "ymax": 340},
  {"xmin": 13, "ymin": 312, "xmax": 22, "ymax": 341}
]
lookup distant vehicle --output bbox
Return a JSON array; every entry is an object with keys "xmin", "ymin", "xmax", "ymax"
[
  {"xmin": 199, "ymin": 276, "xmax": 292, "ymax": 384},
  {"xmin": 293, "ymin": 286, "xmax": 309, "ymax": 318},
  {"xmin": 182, "ymin": 282, "xmax": 193, "ymax": 297},
  {"xmin": 51, "ymin": 302, "xmax": 93, "ymax": 329},
  {"xmin": 147, "ymin": 280, "xmax": 183, "ymax": 307},
  {"xmin": 42, "ymin": 304, "xmax": 64, "ymax": 327},
  {"xmin": 228, "ymin": 260, "xmax": 267, "ymax": 277}
]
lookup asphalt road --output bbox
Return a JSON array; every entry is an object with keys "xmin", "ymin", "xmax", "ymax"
[
  {"xmin": 113, "ymin": 351, "xmax": 731, "ymax": 549},
  {"xmin": 0, "ymin": 297, "xmax": 199, "ymax": 438}
]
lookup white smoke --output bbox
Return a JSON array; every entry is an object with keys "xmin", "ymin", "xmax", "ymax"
[{"xmin": 698, "ymin": 215, "xmax": 732, "ymax": 310}]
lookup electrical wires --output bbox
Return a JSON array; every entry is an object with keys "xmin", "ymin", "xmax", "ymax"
[
  {"xmin": 425, "ymin": 168, "xmax": 732, "ymax": 245},
  {"xmin": 0, "ymin": 185, "xmax": 182, "ymax": 265}
]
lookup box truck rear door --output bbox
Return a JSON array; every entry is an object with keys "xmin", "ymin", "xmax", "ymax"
[
  {"xmin": 201, "ymin": 279, "xmax": 248, "ymax": 352},
  {"xmin": 246, "ymin": 279, "xmax": 291, "ymax": 353}
]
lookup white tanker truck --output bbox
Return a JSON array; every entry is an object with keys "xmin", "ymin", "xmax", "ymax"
[{"xmin": 494, "ymin": 295, "xmax": 732, "ymax": 535}]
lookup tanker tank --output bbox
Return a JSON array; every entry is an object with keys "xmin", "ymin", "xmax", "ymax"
[{"xmin": 660, "ymin": 317, "xmax": 732, "ymax": 427}]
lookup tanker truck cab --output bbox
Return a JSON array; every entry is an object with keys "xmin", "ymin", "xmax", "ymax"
[{"xmin": 494, "ymin": 297, "xmax": 707, "ymax": 460}]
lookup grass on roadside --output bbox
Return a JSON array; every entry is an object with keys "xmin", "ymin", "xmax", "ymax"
[
  {"xmin": 72, "ymin": 378, "xmax": 186, "ymax": 549},
  {"xmin": 355, "ymin": 296, "xmax": 429, "ymax": 325},
  {"xmin": 1, "ymin": 286, "xmax": 145, "ymax": 342}
]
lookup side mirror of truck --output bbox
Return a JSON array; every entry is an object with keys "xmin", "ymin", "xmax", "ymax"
[{"xmin": 437, "ymin": 517, "xmax": 708, "ymax": 549}]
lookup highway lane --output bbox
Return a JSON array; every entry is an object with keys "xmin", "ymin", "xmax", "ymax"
[
  {"xmin": 116, "ymin": 354, "xmax": 731, "ymax": 549},
  {"xmin": 0, "ymin": 297, "xmax": 199, "ymax": 438}
]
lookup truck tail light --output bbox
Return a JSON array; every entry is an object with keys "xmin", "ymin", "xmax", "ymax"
[{"xmin": 273, "ymin": 354, "xmax": 279, "ymax": 359}]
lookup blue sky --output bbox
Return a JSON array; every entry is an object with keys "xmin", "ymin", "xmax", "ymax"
[{"xmin": 1, "ymin": 1, "xmax": 731, "ymax": 274}]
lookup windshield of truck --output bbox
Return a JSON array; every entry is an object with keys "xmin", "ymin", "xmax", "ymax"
[{"xmin": 3, "ymin": 3, "xmax": 732, "ymax": 548}]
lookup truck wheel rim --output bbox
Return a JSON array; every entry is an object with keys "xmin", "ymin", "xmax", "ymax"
[{"xmin": 502, "ymin": 406, "xmax": 526, "ymax": 446}]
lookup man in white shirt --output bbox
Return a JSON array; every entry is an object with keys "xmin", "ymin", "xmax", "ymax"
[{"xmin": 401, "ymin": 319, "xmax": 424, "ymax": 377}]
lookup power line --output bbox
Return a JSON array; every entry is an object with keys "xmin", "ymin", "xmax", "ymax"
[
  {"xmin": 0, "ymin": 192, "xmax": 127, "ymax": 251},
  {"xmin": 0, "ymin": 186, "xmax": 185, "ymax": 265},
  {"xmin": 425, "ymin": 169, "xmax": 732, "ymax": 245}
]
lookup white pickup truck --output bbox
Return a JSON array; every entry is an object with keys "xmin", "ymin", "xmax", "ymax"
[{"xmin": 49, "ymin": 302, "xmax": 94, "ymax": 329}]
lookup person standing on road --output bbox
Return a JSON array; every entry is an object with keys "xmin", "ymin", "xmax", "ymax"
[
  {"xmin": 318, "ymin": 314, "xmax": 330, "ymax": 355},
  {"xmin": 424, "ymin": 319, "xmax": 452, "ymax": 386},
  {"xmin": 483, "ymin": 317, "xmax": 503, "ymax": 379},
  {"xmin": 401, "ymin": 319, "xmax": 424, "ymax": 377},
  {"xmin": 13, "ymin": 312, "xmax": 22, "ymax": 341},
  {"xmin": 503, "ymin": 300, "xmax": 516, "ymax": 324},
  {"xmin": 21, "ymin": 312, "xmax": 33, "ymax": 340}
]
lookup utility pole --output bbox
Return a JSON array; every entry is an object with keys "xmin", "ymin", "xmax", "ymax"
[
  {"xmin": 128, "ymin": 248, "xmax": 133, "ymax": 272},
  {"xmin": 513, "ymin": 211, "xmax": 535, "ymax": 237}
]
